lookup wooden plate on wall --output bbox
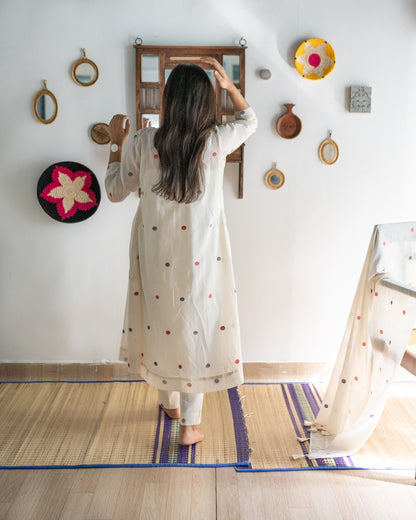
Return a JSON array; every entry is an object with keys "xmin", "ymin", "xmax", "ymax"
[{"xmin": 277, "ymin": 104, "xmax": 302, "ymax": 139}]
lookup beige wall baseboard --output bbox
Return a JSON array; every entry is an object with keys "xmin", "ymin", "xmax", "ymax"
[
  {"xmin": 1, "ymin": 358, "xmax": 414, "ymax": 383},
  {"xmin": 0, "ymin": 361, "xmax": 331, "ymax": 383}
]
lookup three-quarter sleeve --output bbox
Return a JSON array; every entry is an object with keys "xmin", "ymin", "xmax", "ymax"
[
  {"xmin": 105, "ymin": 133, "xmax": 141, "ymax": 202},
  {"xmin": 216, "ymin": 107, "xmax": 257, "ymax": 156}
]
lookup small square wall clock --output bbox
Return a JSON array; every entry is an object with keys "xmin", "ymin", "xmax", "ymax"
[{"xmin": 350, "ymin": 86, "xmax": 372, "ymax": 113}]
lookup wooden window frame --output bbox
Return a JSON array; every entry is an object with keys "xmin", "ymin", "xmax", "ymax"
[{"xmin": 135, "ymin": 44, "xmax": 246, "ymax": 198}]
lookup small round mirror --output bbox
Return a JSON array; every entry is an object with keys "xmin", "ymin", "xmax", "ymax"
[
  {"xmin": 319, "ymin": 132, "xmax": 339, "ymax": 165},
  {"xmin": 265, "ymin": 168, "xmax": 285, "ymax": 190},
  {"xmin": 72, "ymin": 49, "xmax": 99, "ymax": 86},
  {"xmin": 33, "ymin": 81, "xmax": 58, "ymax": 124}
]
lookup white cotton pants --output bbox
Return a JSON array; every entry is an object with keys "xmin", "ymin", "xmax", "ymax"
[{"xmin": 158, "ymin": 390, "xmax": 204, "ymax": 425}]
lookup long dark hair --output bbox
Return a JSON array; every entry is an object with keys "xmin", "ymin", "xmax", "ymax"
[{"xmin": 153, "ymin": 63, "xmax": 217, "ymax": 203}]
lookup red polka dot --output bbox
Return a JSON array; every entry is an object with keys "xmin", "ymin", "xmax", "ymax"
[
  {"xmin": 411, "ymin": 228, "xmax": 414, "ymax": 232},
  {"xmin": 209, "ymin": 294, "xmax": 212, "ymax": 299},
  {"xmin": 128, "ymin": 363, "xmax": 130, "ymax": 368},
  {"xmin": 379, "ymin": 329, "xmax": 384, "ymax": 334},
  {"xmin": 181, "ymin": 226, "xmax": 187, "ymax": 230},
  {"xmin": 354, "ymin": 376, "xmax": 358, "ymax": 381},
  {"xmin": 212, "ymin": 152, "xmax": 217, "ymax": 157},
  {"xmin": 235, "ymin": 359, "xmax": 240, "ymax": 364},
  {"xmin": 178, "ymin": 365, "xmax": 182, "ymax": 369},
  {"xmin": 195, "ymin": 261, "xmax": 200, "ymax": 266},
  {"xmin": 141, "ymin": 353, "xmax": 144, "ymax": 357},
  {"xmin": 166, "ymin": 330, "xmax": 171, "ymax": 335},
  {"xmin": 134, "ymin": 292, "xmax": 139, "ymax": 296},
  {"xmin": 357, "ymin": 316, "xmax": 361, "ymax": 320},
  {"xmin": 362, "ymin": 342, "xmax": 367, "ymax": 346},
  {"xmin": 374, "ymin": 292, "xmax": 378, "ymax": 296},
  {"xmin": 154, "ymin": 154, "xmax": 159, "ymax": 159},
  {"xmin": 109, "ymin": 192, "xmax": 112, "ymax": 197},
  {"xmin": 383, "ymin": 242, "xmax": 386, "ymax": 246},
  {"xmin": 155, "ymin": 295, "xmax": 159, "ymax": 299},
  {"xmin": 403, "ymin": 310, "xmax": 406, "ymax": 315},
  {"xmin": 187, "ymin": 382, "xmax": 192, "ymax": 387},
  {"xmin": 220, "ymin": 326, "xmax": 226, "ymax": 331},
  {"xmin": 182, "ymin": 418, "xmax": 186, "ymax": 423}
]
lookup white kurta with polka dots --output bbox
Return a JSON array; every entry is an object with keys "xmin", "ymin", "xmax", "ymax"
[{"xmin": 105, "ymin": 107, "xmax": 257, "ymax": 393}]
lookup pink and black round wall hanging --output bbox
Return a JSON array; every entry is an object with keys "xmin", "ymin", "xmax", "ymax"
[{"xmin": 37, "ymin": 161, "xmax": 100, "ymax": 223}]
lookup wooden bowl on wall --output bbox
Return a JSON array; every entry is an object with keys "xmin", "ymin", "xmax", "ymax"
[{"xmin": 276, "ymin": 104, "xmax": 302, "ymax": 139}]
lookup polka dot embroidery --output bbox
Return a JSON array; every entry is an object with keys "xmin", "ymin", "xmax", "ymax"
[
  {"xmin": 178, "ymin": 365, "xmax": 182, "ymax": 369},
  {"xmin": 154, "ymin": 362, "xmax": 158, "ymax": 366},
  {"xmin": 166, "ymin": 330, "xmax": 171, "ymax": 335},
  {"xmin": 182, "ymin": 418, "xmax": 186, "ymax": 423},
  {"xmin": 165, "ymin": 262, "xmax": 170, "ymax": 267},
  {"xmin": 354, "ymin": 376, "xmax": 358, "ymax": 381},
  {"xmin": 128, "ymin": 172, "xmax": 133, "ymax": 177},
  {"xmin": 403, "ymin": 310, "xmax": 406, "ymax": 315},
  {"xmin": 152, "ymin": 226, "xmax": 158, "ymax": 231},
  {"xmin": 362, "ymin": 342, "xmax": 367, "ymax": 346},
  {"xmin": 155, "ymin": 295, "xmax": 159, "ymax": 299},
  {"xmin": 357, "ymin": 316, "xmax": 361, "ymax": 320},
  {"xmin": 206, "ymin": 363, "xmax": 211, "ymax": 368},
  {"xmin": 342, "ymin": 379, "xmax": 347, "ymax": 384},
  {"xmin": 209, "ymin": 294, "xmax": 212, "ymax": 299},
  {"xmin": 147, "ymin": 325, "xmax": 151, "ymax": 330},
  {"xmin": 187, "ymin": 383, "xmax": 192, "ymax": 388},
  {"xmin": 129, "ymin": 328, "xmax": 132, "ymax": 332},
  {"xmin": 412, "ymin": 228, "xmax": 414, "ymax": 232},
  {"xmin": 193, "ymin": 331, "xmax": 198, "ymax": 335},
  {"xmin": 379, "ymin": 329, "xmax": 384, "ymax": 334},
  {"xmin": 154, "ymin": 154, "xmax": 159, "ymax": 159},
  {"xmin": 374, "ymin": 292, "xmax": 378, "ymax": 297},
  {"xmin": 214, "ymin": 379, "xmax": 220, "ymax": 383},
  {"xmin": 181, "ymin": 226, "xmax": 187, "ymax": 230},
  {"xmin": 134, "ymin": 292, "xmax": 139, "ymax": 296},
  {"xmin": 212, "ymin": 152, "xmax": 217, "ymax": 157},
  {"xmin": 235, "ymin": 359, "xmax": 240, "ymax": 364},
  {"xmin": 180, "ymin": 297, "xmax": 185, "ymax": 302},
  {"xmin": 217, "ymin": 257, "xmax": 222, "ymax": 261},
  {"xmin": 162, "ymin": 380, "xmax": 167, "ymax": 384},
  {"xmin": 220, "ymin": 326, "xmax": 226, "ymax": 331},
  {"xmin": 195, "ymin": 261, "xmax": 200, "ymax": 266}
]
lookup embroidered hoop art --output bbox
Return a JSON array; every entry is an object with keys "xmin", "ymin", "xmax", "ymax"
[
  {"xmin": 294, "ymin": 38, "xmax": 335, "ymax": 80},
  {"xmin": 37, "ymin": 161, "xmax": 100, "ymax": 223}
]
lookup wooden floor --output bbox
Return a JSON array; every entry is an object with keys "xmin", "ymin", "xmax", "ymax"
[{"xmin": 1, "ymin": 363, "xmax": 416, "ymax": 519}]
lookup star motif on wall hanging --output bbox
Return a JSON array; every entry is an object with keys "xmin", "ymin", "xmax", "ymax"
[{"xmin": 40, "ymin": 165, "xmax": 97, "ymax": 220}]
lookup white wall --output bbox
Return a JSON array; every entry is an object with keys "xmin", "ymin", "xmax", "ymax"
[{"xmin": 1, "ymin": 0, "xmax": 416, "ymax": 363}]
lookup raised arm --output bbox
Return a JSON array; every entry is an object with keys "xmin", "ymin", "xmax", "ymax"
[{"xmin": 201, "ymin": 57, "xmax": 249, "ymax": 111}]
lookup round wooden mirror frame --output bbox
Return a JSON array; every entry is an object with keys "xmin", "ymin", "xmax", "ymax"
[
  {"xmin": 319, "ymin": 133, "xmax": 339, "ymax": 165},
  {"xmin": 264, "ymin": 168, "xmax": 285, "ymax": 190},
  {"xmin": 71, "ymin": 49, "xmax": 99, "ymax": 87},
  {"xmin": 32, "ymin": 81, "xmax": 58, "ymax": 124}
]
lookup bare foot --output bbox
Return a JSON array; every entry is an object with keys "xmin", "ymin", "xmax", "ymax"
[
  {"xmin": 178, "ymin": 425, "xmax": 205, "ymax": 445},
  {"xmin": 161, "ymin": 405, "xmax": 180, "ymax": 419}
]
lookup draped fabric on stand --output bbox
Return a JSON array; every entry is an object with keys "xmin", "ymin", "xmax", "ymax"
[{"xmin": 308, "ymin": 222, "xmax": 416, "ymax": 459}]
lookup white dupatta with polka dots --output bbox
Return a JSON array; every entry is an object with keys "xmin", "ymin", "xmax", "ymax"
[{"xmin": 308, "ymin": 222, "xmax": 416, "ymax": 459}]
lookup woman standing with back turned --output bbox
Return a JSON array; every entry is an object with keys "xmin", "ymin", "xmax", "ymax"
[{"xmin": 106, "ymin": 57, "xmax": 257, "ymax": 445}]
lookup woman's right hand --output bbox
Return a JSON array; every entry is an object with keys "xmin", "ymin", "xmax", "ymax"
[{"xmin": 201, "ymin": 57, "xmax": 234, "ymax": 91}]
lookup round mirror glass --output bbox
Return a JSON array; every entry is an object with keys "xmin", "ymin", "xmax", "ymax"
[
  {"xmin": 36, "ymin": 94, "xmax": 55, "ymax": 121},
  {"xmin": 323, "ymin": 143, "xmax": 336, "ymax": 162},
  {"xmin": 75, "ymin": 62, "xmax": 96, "ymax": 84},
  {"xmin": 270, "ymin": 174, "xmax": 281, "ymax": 185}
]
